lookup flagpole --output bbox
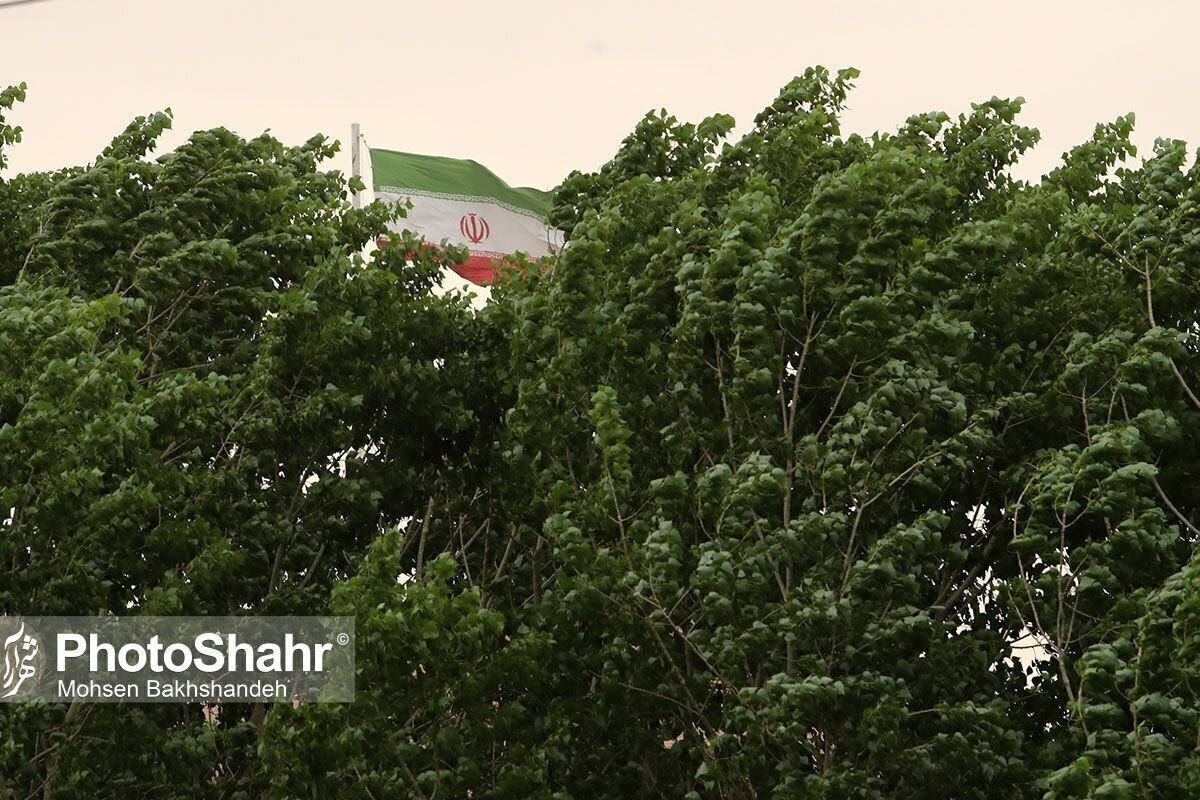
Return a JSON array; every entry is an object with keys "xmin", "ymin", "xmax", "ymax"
[{"xmin": 350, "ymin": 122, "xmax": 362, "ymax": 209}]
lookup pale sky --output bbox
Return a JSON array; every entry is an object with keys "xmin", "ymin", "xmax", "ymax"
[{"xmin": 3, "ymin": 0, "xmax": 1199, "ymax": 210}]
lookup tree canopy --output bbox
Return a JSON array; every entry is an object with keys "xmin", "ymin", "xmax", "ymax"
[{"xmin": 3, "ymin": 67, "xmax": 1200, "ymax": 799}]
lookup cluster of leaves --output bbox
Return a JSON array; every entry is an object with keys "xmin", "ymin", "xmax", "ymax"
[{"xmin": 5, "ymin": 68, "xmax": 1200, "ymax": 798}]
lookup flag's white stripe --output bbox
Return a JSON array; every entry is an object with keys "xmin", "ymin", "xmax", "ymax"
[
  {"xmin": 375, "ymin": 185, "xmax": 546, "ymax": 221},
  {"xmin": 377, "ymin": 191, "xmax": 563, "ymax": 257}
]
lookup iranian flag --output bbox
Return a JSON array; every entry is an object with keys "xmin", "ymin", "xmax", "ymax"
[{"xmin": 370, "ymin": 148, "xmax": 564, "ymax": 285}]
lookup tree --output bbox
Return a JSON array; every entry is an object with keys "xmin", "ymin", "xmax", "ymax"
[
  {"xmin": 0, "ymin": 88, "xmax": 494, "ymax": 796},
  {"xmin": 4, "ymin": 67, "xmax": 1200, "ymax": 799}
]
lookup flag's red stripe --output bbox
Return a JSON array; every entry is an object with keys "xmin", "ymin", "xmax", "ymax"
[
  {"xmin": 449, "ymin": 254, "xmax": 499, "ymax": 286},
  {"xmin": 375, "ymin": 234, "xmax": 501, "ymax": 286}
]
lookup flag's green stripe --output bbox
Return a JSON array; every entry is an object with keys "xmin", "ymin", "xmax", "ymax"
[{"xmin": 369, "ymin": 148, "xmax": 553, "ymax": 217}]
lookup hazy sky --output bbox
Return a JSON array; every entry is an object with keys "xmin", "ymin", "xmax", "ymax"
[{"xmin": 3, "ymin": 1, "xmax": 1199, "ymax": 193}]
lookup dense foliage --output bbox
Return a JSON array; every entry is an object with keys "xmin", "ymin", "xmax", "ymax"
[{"xmin": 4, "ymin": 68, "xmax": 1200, "ymax": 798}]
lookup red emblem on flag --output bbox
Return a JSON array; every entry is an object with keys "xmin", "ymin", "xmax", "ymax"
[{"xmin": 459, "ymin": 212, "xmax": 490, "ymax": 244}]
